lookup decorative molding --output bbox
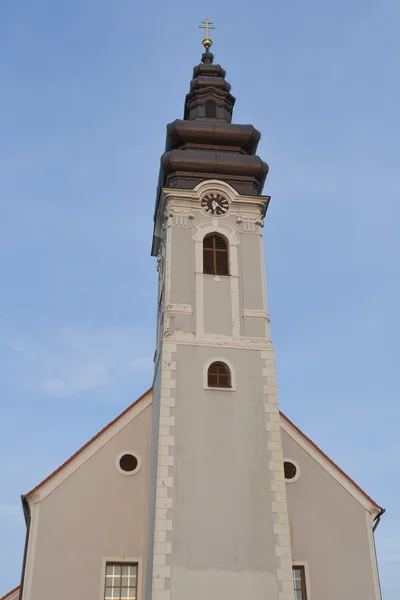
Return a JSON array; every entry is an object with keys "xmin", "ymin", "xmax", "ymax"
[
  {"xmin": 163, "ymin": 209, "xmax": 193, "ymax": 227},
  {"xmin": 162, "ymin": 180, "xmax": 269, "ymax": 222},
  {"xmin": 161, "ymin": 330, "xmax": 274, "ymax": 349},
  {"xmin": 164, "ymin": 304, "xmax": 193, "ymax": 316},
  {"xmin": 241, "ymin": 218, "xmax": 263, "ymax": 234},
  {"xmin": 192, "ymin": 219, "xmax": 239, "ymax": 246},
  {"xmin": 243, "ymin": 309, "xmax": 270, "ymax": 320},
  {"xmin": 173, "ymin": 212, "xmax": 191, "ymax": 227}
]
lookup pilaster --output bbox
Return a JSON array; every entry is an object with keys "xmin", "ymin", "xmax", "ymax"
[
  {"xmin": 151, "ymin": 343, "xmax": 177, "ymax": 600},
  {"xmin": 262, "ymin": 348, "xmax": 295, "ymax": 600}
]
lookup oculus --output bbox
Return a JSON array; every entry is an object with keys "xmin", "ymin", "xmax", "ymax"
[
  {"xmin": 201, "ymin": 192, "xmax": 230, "ymax": 216},
  {"xmin": 283, "ymin": 460, "xmax": 298, "ymax": 481},
  {"xmin": 116, "ymin": 452, "xmax": 141, "ymax": 475}
]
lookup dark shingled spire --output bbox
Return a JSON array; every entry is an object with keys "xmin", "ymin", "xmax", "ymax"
[
  {"xmin": 151, "ymin": 50, "xmax": 269, "ymax": 254},
  {"xmin": 184, "ymin": 50, "xmax": 235, "ymax": 123}
]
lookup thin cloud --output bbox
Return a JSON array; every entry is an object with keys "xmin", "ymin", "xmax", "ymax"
[
  {"xmin": 10, "ymin": 327, "xmax": 153, "ymax": 398},
  {"xmin": 124, "ymin": 356, "xmax": 153, "ymax": 371}
]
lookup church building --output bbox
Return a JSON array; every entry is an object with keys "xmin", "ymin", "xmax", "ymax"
[{"xmin": 1, "ymin": 23, "xmax": 384, "ymax": 600}]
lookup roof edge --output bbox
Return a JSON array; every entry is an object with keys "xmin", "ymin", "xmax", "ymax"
[
  {"xmin": 25, "ymin": 388, "xmax": 152, "ymax": 499},
  {"xmin": 22, "ymin": 387, "xmax": 382, "ymax": 514},
  {"xmin": 0, "ymin": 585, "xmax": 20, "ymax": 600},
  {"xmin": 280, "ymin": 411, "xmax": 382, "ymax": 512}
]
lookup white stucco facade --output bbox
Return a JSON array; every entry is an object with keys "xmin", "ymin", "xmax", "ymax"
[{"xmin": 2, "ymin": 390, "xmax": 382, "ymax": 600}]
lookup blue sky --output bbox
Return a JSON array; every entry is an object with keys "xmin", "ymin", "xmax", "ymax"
[{"xmin": 1, "ymin": 0, "xmax": 399, "ymax": 597}]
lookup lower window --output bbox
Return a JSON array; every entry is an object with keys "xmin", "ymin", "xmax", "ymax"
[
  {"xmin": 104, "ymin": 563, "xmax": 138, "ymax": 600},
  {"xmin": 293, "ymin": 565, "xmax": 307, "ymax": 600}
]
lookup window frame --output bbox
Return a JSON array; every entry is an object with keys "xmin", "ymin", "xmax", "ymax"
[
  {"xmin": 292, "ymin": 562, "xmax": 311, "ymax": 600},
  {"xmin": 204, "ymin": 358, "xmax": 236, "ymax": 391},
  {"xmin": 283, "ymin": 458, "xmax": 300, "ymax": 483},
  {"xmin": 103, "ymin": 561, "xmax": 139, "ymax": 600},
  {"xmin": 207, "ymin": 362, "xmax": 232, "ymax": 389},
  {"xmin": 100, "ymin": 558, "xmax": 142, "ymax": 600},
  {"xmin": 115, "ymin": 451, "xmax": 142, "ymax": 476},
  {"xmin": 203, "ymin": 233, "xmax": 229, "ymax": 277}
]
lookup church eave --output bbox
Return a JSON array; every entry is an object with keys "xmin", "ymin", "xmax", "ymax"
[
  {"xmin": 160, "ymin": 149, "xmax": 268, "ymax": 196},
  {"xmin": 189, "ymin": 78, "xmax": 232, "ymax": 93},
  {"xmin": 280, "ymin": 412, "xmax": 383, "ymax": 513},
  {"xmin": 0, "ymin": 587, "xmax": 20, "ymax": 600},
  {"xmin": 20, "ymin": 387, "xmax": 382, "ymax": 516},
  {"xmin": 165, "ymin": 120, "xmax": 260, "ymax": 155}
]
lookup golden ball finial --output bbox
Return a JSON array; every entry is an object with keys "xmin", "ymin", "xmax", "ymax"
[{"xmin": 199, "ymin": 19, "xmax": 215, "ymax": 49}]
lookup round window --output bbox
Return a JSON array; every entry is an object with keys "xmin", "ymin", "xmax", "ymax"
[
  {"xmin": 283, "ymin": 460, "xmax": 298, "ymax": 481},
  {"xmin": 116, "ymin": 452, "xmax": 141, "ymax": 475}
]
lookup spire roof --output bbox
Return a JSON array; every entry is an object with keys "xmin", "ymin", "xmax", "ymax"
[
  {"xmin": 184, "ymin": 48, "xmax": 234, "ymax": 122},
  {"xmin": 151, "ymin": 41, "xmax": 269, "ymax": 254}
]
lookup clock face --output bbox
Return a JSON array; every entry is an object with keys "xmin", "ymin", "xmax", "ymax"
[{"xmin": 201, "ymin": 193, "xmax": 230, "ymax": 216}]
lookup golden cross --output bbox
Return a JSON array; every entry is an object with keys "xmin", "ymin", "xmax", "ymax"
[{"xmin": 199, "ymin": 18, "xmax": 215, "ymax": 48}]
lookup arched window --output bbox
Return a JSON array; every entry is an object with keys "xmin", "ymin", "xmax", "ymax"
[
  {"xmin": 207, "ymin": 362, "xmax": 231, "ymax": 388},
  {"xmin": 203, "ymin": 234, "xmax": 229, "ymax": 276},
  {"xmin": 205, "ymin": 99, "xmax": 217, "ymax": 118}
]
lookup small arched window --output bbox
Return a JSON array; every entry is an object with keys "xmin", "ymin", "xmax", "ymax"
[
  {"xmin": 207, "ymin": 362, "xmax": 231, "ymax": 388},
  {"xmin": 203, "ymin": 234, "xmax": 229, "ymax": 276},
  {"xmin": 205, "ymin": 99, "xmax": 217, "ymax": 118}
]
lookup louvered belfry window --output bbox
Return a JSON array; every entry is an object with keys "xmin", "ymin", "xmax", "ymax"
[
  {"xmin": 203, "ymin": 234, "xmax": 229, "ymax": 276},
  {"xmin": 207, "ymin": 362, "xmax": 231, "ymax": 388}
]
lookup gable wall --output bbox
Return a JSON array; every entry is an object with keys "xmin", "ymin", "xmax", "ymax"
[
  {"xmin": 281, "ymin": 430, "xmax": 379, "ymax": 600},
  {"xmin": 25, "ymin": 403, "xmax": 152, "ymax": 600}
]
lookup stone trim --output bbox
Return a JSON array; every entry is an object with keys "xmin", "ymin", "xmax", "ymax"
[
  {"xmin": 159, "ymin": 331, "xmax": 273, "ymax": 349},
  {"xmin": 150, "ymin": 342, "xmax": 177, "ymax": 600},
  {"xmin": 261, "ymin": 347, "xmax": 295, "ymax": 600},
  {"xmin": 242, "ymin": 309, "xmax": 270, "ymax": 319}
]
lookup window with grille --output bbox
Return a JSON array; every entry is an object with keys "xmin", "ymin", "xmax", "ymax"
[
  {"xmin": 207, "ymin": 362, "xmax": 231, "ymax": 388},
  {"xmin": 104, "ymin": 563, "xmax": 138, "ymax": 600},
  {"xmin": 293, "ymin": 566, "xmax": 307, "ymax": 600},
  {"xmin": 203, "ymin": 234, "xmax": 229, "ymax": 276}
]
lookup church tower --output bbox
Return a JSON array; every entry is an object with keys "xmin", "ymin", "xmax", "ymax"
[{"xmin": 147, "ymin": 26, "xmax": 294, "ymax": 600}]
